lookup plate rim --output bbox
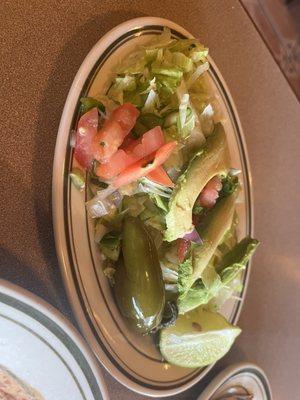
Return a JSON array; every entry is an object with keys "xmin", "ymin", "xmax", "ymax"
[
  {"xmin": 52, "ymin": 16, "xmax": 254, "ymax": 397},
  {"xmin": 196, "ymin": 362, "xmax": 272, "ymax": 400},
  {"xmin": 0, "ymin": 278, "xmax": 109, "ymax": 400}
]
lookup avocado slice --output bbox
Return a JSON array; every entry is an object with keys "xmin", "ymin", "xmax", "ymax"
[
  {"xmin": 164, "ymin": 123, "xmax": 230, "ymax": 242},
  {"xmin": 178, "ymin": 235, "xmax": 259, "ymax": 314},
  {"xmin": 178, "ymin": 190, "xmax": 238, "ymax": 299},
  {"xmin": 191, "ymin": 190, "xmax": 238, "ymax": 286}
]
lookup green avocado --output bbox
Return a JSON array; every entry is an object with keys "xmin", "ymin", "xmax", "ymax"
[
  {"xmin": 164, "ymin": 123, "xmax": 230, "ymax": 242},
  {"xmin": 189, "ymin": 190, "xmax": 238, "ymax": 292},
  {"xmin": 177, "ymin": 190, "xmax": 238, "ymax": 301}
]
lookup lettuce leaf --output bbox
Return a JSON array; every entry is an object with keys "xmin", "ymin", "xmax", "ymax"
[
  {"xmin": 122, "ymin": 194, "xmax": 148, "ymax": 217},
  {"xmin": 70, "ymin": 168, "xmax": 85, "ymax": 191},
  {"xmin": 142, "ymin": 89, "xmax": 159, "ymax": 113},
  {"xmin": 186, "ymin": 61, "xmax": 209, "ymax": 88},
  {"xmin": 178, "ymin": 94, "xmax": 195, "ymax": 139},
  {"xmin": 138, "ymin": 177, "xmax": 173, "ymax": 198},
  {"xmin": 139, "ymin": 199, "xmax": 166, "ymax": 231},
  {"xmin": 132, "ymin": 113, "xmax": 164, "ymax": 138},
  {"xmin": 80, "ymin": 97, "xmax": 105, "ymax": 114},
  {"xmin": 101, "ymin": 209, "xmax": 126, "ymax": 231},
  {"xmin": 150, "ymin": 194, "xmax": 169, "ymax": 213},
  {"xmin": 200, "ymin": 104, "xmax": 214, "ymax": 136},
  {"xmin": 189, "ymin": 46, "xmax": 209, "ymax": 63},
  {"xmin": 172, "ymin": 52, "xmax": 193, "ymax": 73},
  {"xmin": 108, "ymin": 75, "xmax": 137, "ymax": 104},
  {"xmin": 99, "ymin": 231, "xmax": 121, "ymax": 261},
  {"xmin": 220, "ymin": 174, "xmax": 239, "ymax": 198}
]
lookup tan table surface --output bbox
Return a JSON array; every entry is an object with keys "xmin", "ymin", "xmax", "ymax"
[{"xmin": 1, "ymin": 1, "xmax": 299, "ymax": 398}]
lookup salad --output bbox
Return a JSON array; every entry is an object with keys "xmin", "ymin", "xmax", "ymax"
[{"xmin": 70, "ymin": 28, "xmax": 259, "ymax": 368}]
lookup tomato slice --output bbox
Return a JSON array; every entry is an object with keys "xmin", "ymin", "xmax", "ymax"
[
  {"xmin": 129, "ymin": 126, "xmax": 165, "ymax": 159},
  {"xmin": 112, "ymin": 141, "xmax": 177, "ymax": 188},
  {"xmin": 96, "ymin": 126, "xmax": 166, "ymax": 180},
  {"xmin": 111, "ymin": 103, "xmax": 139, "ymax": 132},
  {"xmin": 197, "ymin": 176, "xmax": 222, "ymax": 209},
  {"xmin": 120, "ymin": 135, "xmax": 136, "ymax": 150},
  {"xmin": 146, "ymin": 166, "xmax": 174, "ymax": 187},
  {"xmin": 96, "ymin": 150, "xmax": 137, "ymax": 180},
  {"xmin": 92, "ymin": 104, "xmax": 139, "ymax": 163},
  {"xmin": 177, "ymin": 239, "xmax": 190, "ymax": 263},
  {"xmin": 74, "ymin": 107, "xmax": 98, "ymax": 168},
  {"xmin": 92, "ymin": 120, "xmax": 124, "ymax": 163}
]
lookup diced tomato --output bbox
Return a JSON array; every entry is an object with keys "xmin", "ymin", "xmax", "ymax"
[
  {"xmin": 92, "ymin": 104, "xmax": 139, "ymax": 163},
  {"xmin": 92, "ymin": 120, "xmax": 124, "ymax": 163},
  {"xmin": 151, "ymin": 141, "xmax": 177, "ymax": 167},
  {"xmin": 112, "ymin": 141, "xmax": 177, "ymax": 188},
  {"xmin": 111, "ymin": 103, "xmax": 140, "ymax": 132},
  {"xmin": 197, "ymin": 176, "xmax": 222, "ymax": 209},
  {"xmin": 97, "ymin": 126, "xmax": 166, "ymax": 181},
  {"xmin": 74, "ymin": 107, "xmax": 98, "ymax": 168},
  {"xmin": 120, "ymin": 135, "xmax": 137, "ymax": 150},
  {"xmin": 177, "ymin": 239, "xmax": 190, "ymax": 263},
  {"xmin": 129, "ymin": 126, "xmax": 165, "ymax": 159},
  {"xmin": 96, "ymin": 150, "xmax": 137, "ymax": 180},
  {"xmin": 146, "ymin": 166, "xmax": 174, "ymax": 187}
]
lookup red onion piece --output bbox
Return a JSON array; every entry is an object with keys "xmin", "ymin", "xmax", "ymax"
[{"xmin": 183, "ymin": 228, "xmax": 203, "ymax": 244}]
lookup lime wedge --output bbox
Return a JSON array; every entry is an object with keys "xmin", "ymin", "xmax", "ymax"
[{"xmin": 159, "ymin": 308, "xmax": 241, "ymax": 368}]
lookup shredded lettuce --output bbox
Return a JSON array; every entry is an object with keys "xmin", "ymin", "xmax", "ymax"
[
  {"xmin": 160, "ymin": 262, "xmax": 179, "ymax": 283},
  {"xmin": 106, "ymin": 27, "xmax": 211, "ymax": 129},
  {"xmin": 137, "ymin": 197, "xmax": 167, "ymax": 231},
  {"xmin": 186, "ymin": 61, "xmax": 209, "ymax": 88},
  {"xmin": 86, "ymin": 189, "xmax": 122, "ymax": 218},
  {"xmin": 178, "ymin": 93, "xmax": 189, "ymax": 130},
  {"xmin": 99, "ymin": 231, "xmax": 121, "ymax": 261},
  {"xmin": 108, "ymin": 75, "xmax": 137, "ymax": 104},
  {"xmin": 200, "ymin": 104, "xmax": 215, "ymax": 136},
  {"xmin": 163, "ymin": 95, "xmax": 195, "ymax": 140},
  {"xmin": 94, "ymin": 220, "xmax": 109, "ymax": 244},
  {"xmin": 70, "ymin": 168, "xmax": 85, "ymax": 191},
  {"xmin": 101, "ymin": 209, "xmax": 126, "ymax": 231},
  {"xmin": 142, "ymin": 89, "xmax": 159, "ymax": 113},
  {"xmin": 80, "ymin": 97, "xmax": 105, "ymax": 114},
  {"xmin": 146, "ymin": 27, "xmax": 174, "ymax": 49},
  {"xmin": 122, "ymin": 194, "xmax": 147, "ymax": 217},
  {"xmin": 220, "ymin": 174, "xmax": 239, "ymax": 198},
  {"xmin": 189, "ymin": 46, "xmax": 209, "ymax": 63},
  {"xmin": 138, "ymin": 177, "xmax": 172, "ymax": 198},
  {"xmin": 132, "ymin": 113, "xmax": 164, "ymax": 138},
  {"xmin": 150, "ymin": 194, "xmax": 169, "ymax": 213},
  {"xmin": 172, "ymin": 52, "xmax": 193, "ymax": 73},
  {"xmin": 178, "ymin": 94, "xmax": 195, "ymax": 138}
]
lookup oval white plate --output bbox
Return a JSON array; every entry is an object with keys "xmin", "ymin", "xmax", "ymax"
[
  {"xmin": 52, "ymin": 17, "xmax": 253, "ymax": 397},
  {"xmin": 0, "ymin": 279, "xmax": 109, "ymax": 400}
]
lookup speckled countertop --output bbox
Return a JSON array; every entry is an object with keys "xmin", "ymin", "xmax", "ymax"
[{"xmin": 1, "ymin": 1, "xmax": 299, "ymax": 399}]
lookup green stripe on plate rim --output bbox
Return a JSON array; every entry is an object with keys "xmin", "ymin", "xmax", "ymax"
[{"xmin": 0, "ymin": 292, "xmax": 104, "ymax": 400}]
